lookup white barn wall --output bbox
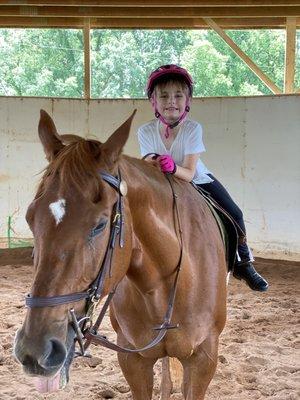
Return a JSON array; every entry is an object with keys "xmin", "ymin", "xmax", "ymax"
[{"xmin": 0, "ymin": 96, "xmax": 299, "ymax": 260}]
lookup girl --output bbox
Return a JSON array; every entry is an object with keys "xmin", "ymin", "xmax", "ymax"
[{"xmin": 137, "ymin": 64, "xmax": 268, "ymax": 292}]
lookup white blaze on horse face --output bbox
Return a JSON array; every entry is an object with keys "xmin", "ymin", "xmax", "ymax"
[{"xmin": 49, "ymin": 199, "xmax": 66, "ymax": 225}]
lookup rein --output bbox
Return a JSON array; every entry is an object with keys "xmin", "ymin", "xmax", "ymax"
[{"xmin": 25, "ymin": 170, "xmax": 183, "ymax": 356}]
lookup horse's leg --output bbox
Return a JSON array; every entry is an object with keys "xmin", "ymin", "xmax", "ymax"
[
  {"xmin": 160, "ymin": 357, "xmax": 172, "ymax": 400},
  {"xmin": 110, "ymin": 308, "xmax": 156, "ymax": 400},
  {"xmin": 117, "ymin": 347, "xmax": 157, "ymax": 400},
  {"xmin": 160, "ymin": 357, "xmax": 184, "ymax": 399},
  {"xmin": 180, "ymin": 334, "xmax": 219, "ymax": 400}
]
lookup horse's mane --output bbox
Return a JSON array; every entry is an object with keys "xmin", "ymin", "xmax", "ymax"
[
  {"xmin": 36, "ymin": 139, "xmax": 103, "ymax": 198},
  {"xmin": 36, "ymin": 135, "xmax": 176, "ymax": 201}
]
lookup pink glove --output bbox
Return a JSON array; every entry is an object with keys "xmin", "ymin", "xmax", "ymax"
[{"xmin": 157, "ymin": 155, "xmax": 177, "ymax": 174}]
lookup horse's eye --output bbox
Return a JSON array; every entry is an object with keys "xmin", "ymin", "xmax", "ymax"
[{"xmin": 90, "ymin": 219, "xmax": 107, "ymax": 238}]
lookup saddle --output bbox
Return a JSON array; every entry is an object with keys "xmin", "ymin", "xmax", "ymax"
[{"xmin": 191, "ymin": 183, "xmax": 239, "ymax": 271}]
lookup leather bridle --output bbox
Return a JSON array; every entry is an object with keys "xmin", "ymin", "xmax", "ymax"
[{"xmin": 25, "ymin": 170, "xmax": 183, "ymax": 356}]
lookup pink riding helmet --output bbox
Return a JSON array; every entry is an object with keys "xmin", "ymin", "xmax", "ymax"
[
  {"xmin": 146, "ymin": 65, "xmax": 194, "ymax": 138},
  {"xmin": 146, "ymin": 64, "xmax": 193, "ymax": 99}
]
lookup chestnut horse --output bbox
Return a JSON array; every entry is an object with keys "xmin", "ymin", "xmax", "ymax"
[{"xmin": 14, "ymin": 110, "xmax": 227, "ymax": 399}]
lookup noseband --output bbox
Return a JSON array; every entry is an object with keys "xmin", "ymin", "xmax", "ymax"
[{"xmin": 25, "ymin": 171, "xmax": 183, "ymax": 356}]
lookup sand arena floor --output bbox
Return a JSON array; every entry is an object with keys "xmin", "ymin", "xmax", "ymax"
[{"xmin": 0, "ymin": 248, "xmax": 299, "ymax": 400}]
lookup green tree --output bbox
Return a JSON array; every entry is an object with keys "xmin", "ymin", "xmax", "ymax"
[
  {"xmin": 0, "ymin": 28, "xmax": 297, "ymax": 98},
  {"xmin": 0, "ymin": 29, "xmax": 84, "ymax": 97},
  {"xmin": 91, "ymin": 29, "xmax": 192, "ymax": 97},
  {"xmin": 205, "ymin": 29, "xmax": 286, "ymax": 95},
  {"xmin": 181, "ymin": 31, "xmax": 233, "ymax": 96}
]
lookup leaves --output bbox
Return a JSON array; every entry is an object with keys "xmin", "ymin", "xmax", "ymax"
[
  {"xmin": 0, "ymin": 28, "xmax": 83, "ymax": 96},
  {"xmin": 0, "ymin": 28, "xmax": 297, "ymax": 97}
]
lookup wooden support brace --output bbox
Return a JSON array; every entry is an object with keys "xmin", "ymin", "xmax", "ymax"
[
  {"xmin": 203, "ymin": 17, "xmax": 282, "ymax": 94},
  {"xmin": 284, "ymin": 17, "xmax": 296, "ymax": 93},
  {"xmin": 84, "ymin": 18, "xmax": 91, "ymax": 99}
]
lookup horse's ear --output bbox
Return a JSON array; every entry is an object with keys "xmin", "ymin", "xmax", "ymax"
[
  {"xmin": 38, "ymin": 109, "xmax": 64, "ymax": 162},
  {"xmin": 101, "ymin": 109, "xmax": 136, "ymax": 165}
]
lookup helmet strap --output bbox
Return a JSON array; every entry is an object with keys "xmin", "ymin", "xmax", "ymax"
[{"xmin": 152, "ymin": 95, "xmax": 190, "ymax": 139}]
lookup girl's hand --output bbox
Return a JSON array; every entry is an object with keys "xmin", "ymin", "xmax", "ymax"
[
  {"xmin": 157, "ymin": 155, "xmax": 177, "ymax": 174},
  {"xmin": 143, "ymin": 153, "xmax": 160, "ymax": 167}
]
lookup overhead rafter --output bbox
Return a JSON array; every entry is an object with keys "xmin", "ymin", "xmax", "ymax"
[
  {"xmin": 1, "ymin": 6, "xmax": 300, "ymax": 19},
  {"xmin": 0, "ymin": 1, "xmax": 299, "ymax": 29},
  {"xmin": 0, "ymin": 1, "xmax": 299, "ymax": 6},
  {"xmin": 1, "ymin": 17, "xmax": 299, "ymax": 29},
  {"xmin": 0, "ymin": 1, "xmax": 300, "ymax": 29}
]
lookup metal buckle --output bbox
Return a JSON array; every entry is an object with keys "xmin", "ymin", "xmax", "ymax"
[
  {"xmin": 153, "ymin": 323, "xmax": 179, "ymax": 331},
  {"xmin": 119, "ymin": 180, "xmax": 128, "ymax": 196},
  {"xmin": 113, "ymin": 213, "xmax": 121, "ymax": 223},
  {"xmin": 70, "ymin": 309, "xmax": 91, "ymax": 357}
]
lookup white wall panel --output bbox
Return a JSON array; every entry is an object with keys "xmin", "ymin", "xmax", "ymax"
[{"xmin": 0, "ymin": 95, "xmax": 299, "ymax": 260}]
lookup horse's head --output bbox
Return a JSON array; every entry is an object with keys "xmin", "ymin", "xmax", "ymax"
[{"xmin": 14, "ymin": 109, "xmax": 136, "ymax": 392}]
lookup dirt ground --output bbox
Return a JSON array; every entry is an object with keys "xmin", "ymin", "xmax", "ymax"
[{"xmin": 0, "ymin": 248, "xmax": 299, "ymax": 400}]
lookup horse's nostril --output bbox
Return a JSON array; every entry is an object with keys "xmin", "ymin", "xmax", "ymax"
[
  {"xmin": 23, "ymin": 355, "xmax": 37, "ymax": 368},
  {"xmin": 22, "ymin": 354, "xmax": 42, "ymax": 376},
  {"xmin": 39, "ymin": 339, "xmax": 66, "ymax": 369}
]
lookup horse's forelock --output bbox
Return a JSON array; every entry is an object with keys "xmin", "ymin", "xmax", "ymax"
[{"xmin": 37, "ymin": 139, "xmax": 103, "ymax": 197}]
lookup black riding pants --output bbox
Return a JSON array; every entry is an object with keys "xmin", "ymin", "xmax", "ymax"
[{"xmin": 197, "ymin": 174, "xmax": 251, "ymax": 261}]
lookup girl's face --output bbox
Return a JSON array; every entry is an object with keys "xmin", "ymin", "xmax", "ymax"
[{"xmin": 153, "ymin": 82, "xmax": 189, "ymax": 124}]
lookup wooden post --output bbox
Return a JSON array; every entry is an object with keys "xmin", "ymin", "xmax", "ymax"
[
  {"xmin": 204, "ymin": 17, "xmax": 282, "ymax": 94},
  {"xmin": 84, "ymin": 18, "xmax": 91, "ymax": 99},
  {"xmin": 284, "ymin": 17, "xmax": 297, "ymax": 93}
]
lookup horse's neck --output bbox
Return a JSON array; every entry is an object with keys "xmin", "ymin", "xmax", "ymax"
[
  {"xmin": 121, "ymin": 156, "xmax": 171, "ymax": 217},
  {"xmin": 122, "ymin": 156, "xmax": 171, "ymax": 191},
  {"xmin": 120, "ymin": 157, "xmax": 181, "ymax": 290}
]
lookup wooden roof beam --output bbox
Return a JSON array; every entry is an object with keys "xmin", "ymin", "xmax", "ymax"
[
  {"xmin": 204, "ymin": 17, "xmax": 282, "ymax": 94},
  {"xmin": 0, "ymin": 16, "xmax": 85, "ymax": 27},
  {"xmin": 1, "ymin": 1, "xmax": 300, "ymax": 6},
  {"xmin": 0, "ymin": 16, "xmax": 300, "ymax": 29},
  {"xmin": 1, "ymin": 6, "xmax": 300, "ymax": 18}
]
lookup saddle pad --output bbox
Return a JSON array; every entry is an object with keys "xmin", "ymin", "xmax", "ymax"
[{"xmin": 191, "ymin": 183, "xmax": 238, "ymax": 271}]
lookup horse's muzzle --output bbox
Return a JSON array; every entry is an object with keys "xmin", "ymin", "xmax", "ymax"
[{"xmin": 14, "ymin": 328, "xmax": 67, "ymax": 377}]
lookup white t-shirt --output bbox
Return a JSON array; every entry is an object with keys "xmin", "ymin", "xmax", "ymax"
[{"xmin": 137, "ymin": 119, "xmax": 213, "ymax": 184}]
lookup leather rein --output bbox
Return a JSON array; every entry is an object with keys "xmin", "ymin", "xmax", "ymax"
[{"xmin": 25, "ymin": 170, "xmax": 183, "ymax": 356}]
